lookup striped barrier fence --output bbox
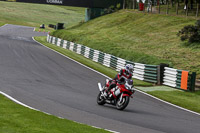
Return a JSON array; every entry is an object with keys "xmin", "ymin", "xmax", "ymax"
[
  {"xmin": 163, "ymin": 67, "xmax": 196, "ymax": 91},
  {"xmin": 46, "ymin": 35, "xmax": 197, "ymax": 91},
  {"xmin": 46, "ymin": 35, "xmax": 162, "ymax": 84}
]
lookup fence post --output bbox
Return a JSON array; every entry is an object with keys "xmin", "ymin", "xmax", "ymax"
[
  {"xmin": 186, "ymin": 3, "xmax": 189, "ymax": 16},
  {"xmin": 176, "ymin": 2, "xmax": 179, "ymax": 15},
  {"xmin": 159, "ymin": 63, "xmax": 169, "ymax": 84},
  {"xmin": 123, "ymin": 0, "xmax": 126, "ymax": 9},
  {"xmin": 143, "ymin": 2, "xmax": 145, "ymax": 13},
  {"xmin": 166, "ymin": 0, "xmax": 169, "ymax": 14},
  {"xmin": 157, "ymin": 65, "xmax": 161, "ymax": 85},
  {"xmin": 196, "ymin": 3, "xmax": 199, "ymax": 17},
  {"xmin": 190, "ymin": 72, "xmax": 196, "ymax": 91}
]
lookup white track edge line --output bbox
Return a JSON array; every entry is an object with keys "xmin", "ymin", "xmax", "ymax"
[
  {"xmin": 0, "ymin": 90, "xmax": 117, "ymax": 133},
  {"xmin": 0, "ymin": 91, "xmax": 38, "ymax": 111},
  {"xmin": 0, "ymin": 24, "xmax": 8, "ymax": 28},
  {"xmin": 0, "ymin": 23, "xmax": 117, "ymax": 133},
  {"xmin": 32, "ymin": 37, "xmax": 121, "ymax": 133},
  {"xmin": 32, "ymin": 36, "xmax": 200, "ymax": 117},
  {"xmin": 1, "ymin": 24, "xmax": 199, "ymax": 131},
  {"xmin": 136, "ymin": 89, "xmax": 200, "ymax": 116}
]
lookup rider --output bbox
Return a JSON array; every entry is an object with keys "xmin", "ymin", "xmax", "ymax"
[{"xmin": 104, "ymin": 64, "xmax": 134, "ymax": 97}]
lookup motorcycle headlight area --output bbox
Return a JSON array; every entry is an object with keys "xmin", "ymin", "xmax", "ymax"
[{"xmin": 125, "ymin": 84, "xmax": 132, "ymax": 90}]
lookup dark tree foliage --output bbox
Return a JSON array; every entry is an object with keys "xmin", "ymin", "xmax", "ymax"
[{"xmin": 177, "ymin": 20, "xmax": 200, "ymax": 43}]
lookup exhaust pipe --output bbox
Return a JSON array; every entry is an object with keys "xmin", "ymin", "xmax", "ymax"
[{"xmin": 98, "ymin": 83, "xmax": 103, "ymax": 91}]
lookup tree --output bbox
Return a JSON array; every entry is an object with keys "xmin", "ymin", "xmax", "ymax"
[{"xmin": 177, "ymin": 20, "xmax": 200, "ymax": 43}]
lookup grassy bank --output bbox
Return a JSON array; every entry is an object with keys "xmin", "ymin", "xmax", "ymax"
[
  {"xmin": 149, "ymin": 90, "xmax": 200, "ymax": 113},
  {"xmin": 51, "ymin": 10, "xmax": 200, "ymax": 78},
  {"xmin": 35, "ymin": 36, "xmax": 200, "ymax": 113},
  {"xmin": 0, "ymin": 22, "xmax": 5, "ymax": 27},
  {"xmin": 0, "ymin": 94, "xmax": 110, "ymax": 133},
  {"xmin": 0, "ymin": 1, "xmax": 85, "ymax": 31}
]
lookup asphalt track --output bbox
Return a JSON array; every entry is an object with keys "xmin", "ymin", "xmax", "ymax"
[{"xmin": 0, "ymin": 24, "xmax": 200, "ymax": 133}]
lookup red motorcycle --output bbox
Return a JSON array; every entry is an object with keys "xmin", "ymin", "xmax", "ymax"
[{"xmin": 97, "ymin": 77, "xmax": 135, "ymax": 110}]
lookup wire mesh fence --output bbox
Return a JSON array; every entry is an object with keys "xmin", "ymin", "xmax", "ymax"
[{"xmin": 124, "ymin": 0, "xmax": 200, "ymax": 18}]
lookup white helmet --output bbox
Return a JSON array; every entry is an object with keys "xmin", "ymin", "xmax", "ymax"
[{"xmin": 125, "ymin": 64, "xmax": 134, "ymax": 74}]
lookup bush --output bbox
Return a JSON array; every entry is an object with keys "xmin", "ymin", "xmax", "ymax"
[{"xmin": 177, "ymin": 20, "xmax": 200, "ymax": 43}]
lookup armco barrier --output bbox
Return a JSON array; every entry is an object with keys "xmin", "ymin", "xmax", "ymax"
[
  {"xmin": 47, "ymin": 35, "xmax": 198, "ymax": 90},
  {"xmin": 47, "ymin": 35, "xmax": 159, "ymax": 84},
  {"xmin": 163, "ymin": 67, "xmax": 196, "ymax": 91}
]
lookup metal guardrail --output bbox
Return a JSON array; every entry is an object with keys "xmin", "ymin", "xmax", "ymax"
[
  {"xmin": 47, "ymin": 35, "xmax": 197, "ymax": 91},
  {"xmin": 47, "ymin": 35, "xmax": 159, "ymax": 84},
  {"xmin": 163, "ymin": 67, "xmax": 196, "ymax": 91}
]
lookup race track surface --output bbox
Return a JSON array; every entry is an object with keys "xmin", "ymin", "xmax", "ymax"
[{"xmin": 0, "ymin": 24, "xmax": 200, "ymax": 133}]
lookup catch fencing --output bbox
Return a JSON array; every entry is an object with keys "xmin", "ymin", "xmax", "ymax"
[{"xmin": 47, "ymin": 35, "xmax": 159, "ymax": 84}]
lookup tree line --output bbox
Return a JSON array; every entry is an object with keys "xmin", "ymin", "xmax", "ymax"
[{"xmin": 122, "ymin": 0, "xmax": 200, "ymax": 17}]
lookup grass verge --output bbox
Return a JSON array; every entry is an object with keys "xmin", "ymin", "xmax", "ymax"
[
  {"xmin": 148, "ymin": 90, "xmax": 200, "ymax": 113},
  {"xmin": 51, "ymin": 10, "xmax": 200, "ymax": 78},
  {"xmin": 0, "ymin": 94, "xmax": 110, "ymax": 133},
  {"xmin": 35, "ymin": 36, "xmax": 200, "ymax": 113},
  {"xmin": 0, "ymin": 22, "xmax": 5, "ymax": 27}
]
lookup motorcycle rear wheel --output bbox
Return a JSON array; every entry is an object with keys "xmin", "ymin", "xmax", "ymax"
[
  {"xmin": 97, "ymin": 92, "xmax": 106, "ymax": 105},
  {"xmin": 116, "ymin": 96, "xmax": 130, "ymax": 110}
]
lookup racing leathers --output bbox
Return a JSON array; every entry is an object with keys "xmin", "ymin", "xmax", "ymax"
[{"xmin": 105, "ymin": 69, "xmax": 133, "ymax": 95}]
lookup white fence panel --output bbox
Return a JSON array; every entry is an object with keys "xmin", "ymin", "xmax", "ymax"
[
  {"xmin": 69, "ymin": 42, "xmax": 74, "ymax": 51},
  {"xmin": 77, "ymin": 44, "xmax": 82, "ymax": 54},
  {"xmin": 84, "ymin": 47, "xmax": 90, "ymax": 58},
  {"xmin": 116, "ymin": 58, "xmax": 126, "ymax": 71},
  {"xmin": 103, "ymin": 54, "xmax": 111, "ymax": 67},
  {"xmin": 93, "ymin": 50, "xmax": 100, "ymax": 62},
  {"xmin": 57, "ymin": 38, "xmax": 61, "ymax": 47},
  {"xmin": 52, "ymin": 37, "xmax": 56, "ymax": 44},
  {"xmin": 63, "ymin": 40, "xmax": 67, "ymax": 49},
  {"xmin": 134, "ymin": 63, "xmax": 145, "ymax": 69}
]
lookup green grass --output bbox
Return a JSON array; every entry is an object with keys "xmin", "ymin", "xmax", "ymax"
[
  {"xmin": 137, "ymin": 86, "xmax": 177, "ymax": 92},
  {"xmin": 148, "ymin": 90, "xmax": 200, "ymax": 113},
  {"xmin": 51, "ymin": 10, "xmax": 200, "ymax": 78},
  {"xmin": 0, "ymin": 94, "xmax": 110, "ymax": 133},
  {"xmin": 35, "ymin": 36, "xmax": 200, "ymax": 114},
  {"xmin": 0, "ymin": 1, "xmax": 85, "ymax": 31},
  {"xmin": 0, "ymin": 1, "xmax": 200, "ymax": 129},
  {"xmin": 34, "ymin": 36, "xmax": 152, "ymax": 86},
  {"xmin": 0, "ymin": 22, "xmax": 5, "ymax": 27}
]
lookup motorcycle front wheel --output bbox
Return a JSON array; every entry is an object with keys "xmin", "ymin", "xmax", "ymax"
[
  {"xmin": 97, "ymin": 92, "xmax": 106, "ymax": 105},
  {"xmin": 116, "ymin": 96, "xmax": 130, "ymax": 110}
]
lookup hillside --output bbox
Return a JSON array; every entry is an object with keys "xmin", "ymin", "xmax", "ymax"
[
  {"xmin": 0, "ymin": 1, "xmax": 85, "ymax": 29},
  {"xmin": 51, "ymin": 10, "xmax": 200, "ymax": 78}
]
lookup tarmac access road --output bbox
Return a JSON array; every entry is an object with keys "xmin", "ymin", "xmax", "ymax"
[{"xmin": 0, "ymin": 24, "xmax": 200, "ymax": 133}]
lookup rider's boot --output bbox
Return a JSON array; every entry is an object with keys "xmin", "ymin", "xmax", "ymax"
[
  {"xmin": 108, "ymin": 94, "xmax": 113, "ymax": 100},
  {"xmin": 103, "ymin": 87, "xmax": 108, "ymax": 97},
  {"xmin": 103, "ymin": 91, "xmax": 108, "ymax": 97},
  {"xmin": 132, "ymin": 89, "xmax": 135, "ymax": 94}
]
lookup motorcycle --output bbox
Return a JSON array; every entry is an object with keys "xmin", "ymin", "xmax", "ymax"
[{"xmin": 97, "ymin": 77, "xmax": 135, "ymax": 110}]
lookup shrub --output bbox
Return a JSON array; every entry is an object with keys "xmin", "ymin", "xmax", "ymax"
[{"xmin": 177, "ymin": 20, "xmax": 200, "ymax": 43}]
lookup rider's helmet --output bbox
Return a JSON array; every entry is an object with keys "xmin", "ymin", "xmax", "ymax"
[
  {"xmin": 125, "ymin": 64, "xmax": 134, "ymax": 74},
  {"xmin": 128, "ymin": 79, "xmax": 133, "ymax": 86}
]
